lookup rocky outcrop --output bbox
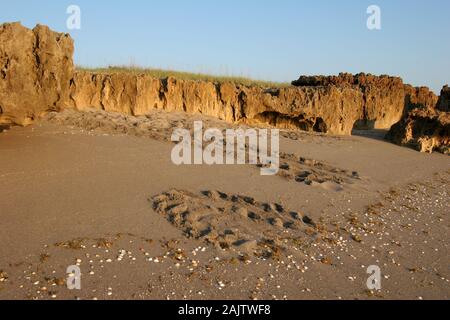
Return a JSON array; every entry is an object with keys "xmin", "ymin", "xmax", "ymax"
[
  {"xmin": 386, "ymin": 106, "xmax": 449, "ymax": 154},
  {"xmin": 292, "ymin": 73, "xmax": 438, "ymax": 130},
  {"xmin": 0, "ymin": 22, "xmax": 442, "ymax": 138},
  {"xmin": 70, "ymin": 71, "xmax": 440, "ymax": 136},
  {"xmin": 69, "ymin": 72, "xmax": 365, "ymax": 135},
  {"xmin": 0, "ymin": 22, "xmax": 74, "ymax": 126},
  {"xmin": 386, "ymin": 85, "xmax": 450, "ymax": 154},
  {"xmin": 0, "ymin": 22, "xmax": 365, "ymax": 135},
  {"xmin": 437, "ymin": 85, "xmax": 450, "ymax": 112}
]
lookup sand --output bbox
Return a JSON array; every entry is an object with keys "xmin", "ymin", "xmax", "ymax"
[{"xmin": 0, "ymin": 109, "xmax": 448, "ymax": 300}]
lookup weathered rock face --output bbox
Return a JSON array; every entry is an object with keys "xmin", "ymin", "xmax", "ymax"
[
  {"xmin": 386, "ymin": 107, "xmax": 449, "ymax": 154},
  {"xmin": 437, "ymin": 85, "xmax": 450, "ymax": 112},
  {"xmin": 70, "ymin": 73, "xmax": 235, "ymax": 121},
  {"xmin": 0, "ymin": 22, "xmax": 74, "ymax": 126},
  {"xmin": 240, "ymin": 86, "xmax": 364, "ymax": 135},
  {"xmin": 292, "ymin": 73, "xmax": 438, "ymax": 130},
  {"xmin": 69, "ymin": 72, "xmax": 365, "ymax": 135},
  {"xmin": 387, "ymin": 85, "xmax": 450, "ymax": 154},
  {"xmin": 0, "ymin": 22, "xmax": 441, "ymax": 138},
  {"xmin": 70, "ymin": 71, "xmax": 440, "ymax": 136}
]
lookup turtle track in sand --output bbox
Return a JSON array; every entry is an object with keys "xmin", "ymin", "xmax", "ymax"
[{"xmin": 151, "ymin": 189, "xmax": 320, "ymax": 259}]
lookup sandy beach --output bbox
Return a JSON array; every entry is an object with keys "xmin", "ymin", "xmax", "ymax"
[{"xmin": 0, "ymin": 109, "xmax": 448, "ymax": 300}]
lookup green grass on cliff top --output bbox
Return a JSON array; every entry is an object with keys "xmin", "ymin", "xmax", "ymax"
[{"xmin": 76, "ymin": 65, "xmax": 291, "ymax": 88}]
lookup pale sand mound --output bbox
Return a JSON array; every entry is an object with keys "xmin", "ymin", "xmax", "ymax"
[{"xmin": 44, "ymin": 108, "xmax": 236, "ymax": 142}]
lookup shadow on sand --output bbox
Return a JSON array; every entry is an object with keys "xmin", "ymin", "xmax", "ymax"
[
  {"xmin": 0, "ymin": 124, "xmax": 11, "ymax": 133},
  {"xmin": 351, "ymin": 129, "xmax": 389, "ymax": 141}
]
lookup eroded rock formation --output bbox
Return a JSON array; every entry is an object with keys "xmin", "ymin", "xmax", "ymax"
[
  {"xmin": 386, "ymin": 106, "xmax": 449, "ymax": 154},
  {"xmin": 437, "ymin": 85, "xmax": 450, "ymax": 112},
  {"xmin": 68, "ymin": 72, "xmax": 365, "ymax": 135},
  {"xmin": 0, "ymin": 22, "xmax": 444, "ymax": 140},
  {"xmin": 0, "ymin": 22, "xmax": 74, "ymax": 126},
  {"xmin": 292, "ymin": 73, "xmax": 438, "ymax": 130},
  {"xmin": 386, "ymin": 85, "xmax": 450, "ymax": 154}
]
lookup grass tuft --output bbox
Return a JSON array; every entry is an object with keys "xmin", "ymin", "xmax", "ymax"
[{"xmin": 76, "ymin": 65, "xmax": 291, "ymax": 88}]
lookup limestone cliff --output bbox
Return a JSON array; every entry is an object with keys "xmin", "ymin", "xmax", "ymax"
[
  {"xmin": 68, "ymin": 72, "xmax": 365, "ymax": 135},
  {"xmin": 0, "ymin": 22, "xmax": 74, "ymax": 126},
  {"xmin": 292, "ymin": 73, "xmax": 438, "ymax": 130},
  {"xmin": 0, "ymin": 22, "xmax": 443, "ymax": 139}
]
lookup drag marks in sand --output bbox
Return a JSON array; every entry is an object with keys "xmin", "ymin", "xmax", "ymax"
[
  {"xmin": 265, "ymin": 152, "xmax": 362, "ymax": 192},
  {"xmin": 44, "ymin": 109, "xmax": 362, "ymax": 192}
]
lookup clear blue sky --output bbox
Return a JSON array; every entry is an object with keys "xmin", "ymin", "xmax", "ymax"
[{"xmin": 1, "ymin": 0, "xmax": 449, "ymax": 93}]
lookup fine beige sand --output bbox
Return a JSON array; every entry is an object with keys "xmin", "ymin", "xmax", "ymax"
[{"xmin": 0, "ymin": 109, "xmax": 448, "ymax": 300}]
